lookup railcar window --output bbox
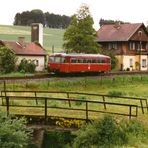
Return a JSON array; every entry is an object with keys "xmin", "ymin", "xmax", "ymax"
[
  {"xmin": 61, "ymin": 57, "xmax": 65, "ymax": 63},
  {"xmin": 83, "ymin": 59, "xmax": 87, "ymax": 63},
  {"xmin": 100, "ymin": 58, "xmax": 106, "ymax": 63},
  {"xmin": 92, "ymin": 59, "xmax": 96, "ymax": 63},
  {"xmin": 54, "ymin": 57, "xmax": 61, "ymax": 63},
  {"xmin": 87, "ymin": 59, "xmax": 92, "ymax": 63},
  {"xmin": 71, "ymin": 58, "xmax": 77, "ymax": 63},
  {"xmin": 49, "ymin": 57, "xmax": 54, "ymax": 63},
  {"xmin": 77, "ymin": 59, "xmax": 83, "ymax": 63},
  {"xmin": 97, "ymin": 59, "xmax": 101, "ymax": 63},
  {"xmin": 107, "ymin": 59, "xmax": 111, "ymax": 63}
]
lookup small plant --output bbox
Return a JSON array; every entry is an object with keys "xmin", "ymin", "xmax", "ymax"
[
  {"xmin": 108, "ymin": 90, "xmax": 125, "ymax": 97},
  {"xmin": 126, "ymin": 67, "xmax": 130, "ymax": 71},
  {"xmin": 55, "ymin": 117, "xmax": 84, "ymax": 128}
]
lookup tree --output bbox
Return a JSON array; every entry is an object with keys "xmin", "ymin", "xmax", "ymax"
[
  {"xmin": 100, "ymin": 49, "xmax": 118, "ymax": 70},
  {"xmin": 63, "ymin": 4, "xmax": 100, "ymax": 53},
  {"xmin": 0, "ymin": 46, "xmax": 17, "ymax": 73},
  {"xmin": 0, "ymin": 111, "xmax": 32, "ymax": 148},
  {"xmin": 14, "ymin": 10, "xmax": 71, "ymax": 28},
  {"xmin": 99, "ymin": 18, "xmax": 129, "ymax": 27}
]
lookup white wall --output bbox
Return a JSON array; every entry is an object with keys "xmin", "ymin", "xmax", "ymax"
[
  {"xmin": 16, "ymin": 55, "xmax": 45, "ymax": 71},
  {"xmin": 122, "ymin": 55, "xmax": 135, "ymax": 70},
  {"xmin": 116, "ymin": 55, "xmax": 148, "ymax": 71}
]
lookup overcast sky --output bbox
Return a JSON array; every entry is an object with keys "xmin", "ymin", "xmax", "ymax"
[{"xmin": 1, "ymin": 0, "xmax": 148, "ymax": 30}]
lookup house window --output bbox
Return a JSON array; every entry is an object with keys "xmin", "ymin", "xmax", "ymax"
[
  {"xmin": 129, "ymin": 59, "xmax": 133, "ymax": 67},
  {"xmin": 35, "ymin": 60, "xmax": 39, "ymax": 66},
  {"xmin": 108, "ymin": 43, "xmax": 117, "ymax": 49},
  {"xmin": 129, "ymin": 42, "xmax": 135, "ymax": 50},
  {"xmin": 142, "ymin": 59, "xmax": 146, "ymax": 67}
]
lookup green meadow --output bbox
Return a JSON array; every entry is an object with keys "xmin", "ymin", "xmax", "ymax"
[{"xmin": 0, "ymin": 25, "xmax": 65, "ymax": 53}]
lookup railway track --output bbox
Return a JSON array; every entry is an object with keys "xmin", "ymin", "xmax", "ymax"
[{"xmin": 1, "ymin": 71, "xmax": 148, "ymax": 82}]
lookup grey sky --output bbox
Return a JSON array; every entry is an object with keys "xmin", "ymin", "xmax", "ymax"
[{"xmin": 1, "ymin": 0, "xmax": 148, "ymax": 30}]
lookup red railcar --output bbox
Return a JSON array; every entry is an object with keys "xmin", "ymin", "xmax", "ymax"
[{"xmin": 48, "ymin": 53, "xmax": 111, "ymax": 73}]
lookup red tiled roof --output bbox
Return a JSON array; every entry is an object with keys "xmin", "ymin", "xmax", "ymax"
[
  {"xmin": 0, "ymin": 41, "xmax": 46, "ymax": 56},
  {"xmin": 97, "ymin": 23, "xmax": 143, "ymax": 42}
]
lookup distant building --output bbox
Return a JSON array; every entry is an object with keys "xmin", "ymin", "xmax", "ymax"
[
  {"xmin": 97, "ymin": 23, "xmax": 148, "ymax": 71},
  {"xmin": 0, "ymin": 37, "xmax": 46, "ymax": 71},
  {"xmin": 31, "ymin": 23, "xmax": 43, "ymax": 46}
]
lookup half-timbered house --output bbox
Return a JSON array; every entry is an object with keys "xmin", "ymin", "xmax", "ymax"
[{"xmin": 97, "ymin": 23, "xmax": 148, "ymax": 71}]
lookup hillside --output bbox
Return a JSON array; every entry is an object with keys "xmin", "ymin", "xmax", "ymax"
[{"xmin": 0, "ymin": 25, "xmax": 65, "ymax": 53}]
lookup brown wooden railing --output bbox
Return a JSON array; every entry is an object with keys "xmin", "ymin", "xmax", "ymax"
[
  {"xmin": 1, "ymin": 90, "xmax": 148, "ymax": 114},
  {"xmin": 0, "ymin": 95, "xmax": 138, "ymax": 124}
]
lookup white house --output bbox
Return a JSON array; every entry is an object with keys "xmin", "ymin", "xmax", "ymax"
[{"xmin": 0, "ymin": 37, "xmax": 47, "ymax": 71}]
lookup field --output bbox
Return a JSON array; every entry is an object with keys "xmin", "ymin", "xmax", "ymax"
[{"xmin": 0, "ymin": 25, "xmax": 65, "ymax": 53}]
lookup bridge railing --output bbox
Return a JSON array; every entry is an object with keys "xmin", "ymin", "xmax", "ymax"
[
  {"xmin": 0, "ymin": 95, "xmax": 138, "ymax": 123},
  {"xmin": 0, "ymin": 90, "xmax": 148, "ymax": 114}
]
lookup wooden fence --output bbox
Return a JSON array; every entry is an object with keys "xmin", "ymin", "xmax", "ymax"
[
  {"xmin": 0, "ymin": 95, "xmax": 138, "ymax": 124},
  {"xmin": 1, "ymin": 90, "xmax": 148, "ymax": 114}
]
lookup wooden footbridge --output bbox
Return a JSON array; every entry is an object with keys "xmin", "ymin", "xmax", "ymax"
[{"xmin": 0, "ymin": 89, "xmax": 148, "ymax": 127}]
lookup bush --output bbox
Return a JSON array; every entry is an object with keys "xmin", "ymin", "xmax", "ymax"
[
  {"xmin": 73, "ymin": 115, "xmax": 127, "ymax": 148},
  {"xmin": 73, "ymin": 116, "xmax": 148, "ymax": 148},
  {"xmin": 0, "ymin": 110, "xmax": 32, "ymax": 148},
  {"xmin": 42, "ymin": 130, "xmax": 75, "ymax": 148},
  {"xmin": 0, "ymin": 46, "xmax": 17, "ymax": 73},
  {"xmin": 108, "ymin": 90, "xmax": 125, "ymax": 97},
  {"xmin": 18, "ymin": 59, "xmax": 36, "ymax": 73}
]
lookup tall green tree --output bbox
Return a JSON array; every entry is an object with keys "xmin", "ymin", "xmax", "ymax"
[
  {"xmin": 0, "ymin": 46, "xmax": 17, "ymax": 73},
  {"xmin": 63, "ymin": 4, "xmax": 100, "ymax": 53}
]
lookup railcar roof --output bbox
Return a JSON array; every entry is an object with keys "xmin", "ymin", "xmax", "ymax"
[{"xmin": 50, "ymin": 53, "xmax": 110, "ymax": 58}]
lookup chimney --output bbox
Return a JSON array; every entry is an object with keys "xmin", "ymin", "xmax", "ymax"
[
  {"xmin": 114, "ymin": 21, "xmax": 121, "ymax": 30},
  {"xmin": 18, "ymin": 37, "xmax": 25, "ymax": 47},
  {"xmin": 31, "ymin": 23, "xmax": 43, "ymax": 46}
]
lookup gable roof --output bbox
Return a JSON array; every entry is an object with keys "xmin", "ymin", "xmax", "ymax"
[
  {"xmin": 0, "ymin": 40, "xmax": 47, "ymax": 56},
  {"xmin": 97, "ymin": 23, "xmax": 145, "ymax": 42}
]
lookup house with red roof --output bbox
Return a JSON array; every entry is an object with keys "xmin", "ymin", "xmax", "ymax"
[
  {"xmin": 97, "ymin": 23, "xmax": 148, "ymax": 71},
  {"xmin": 0, "ymin": 37, "xmax": 47, "ymax": 71}
]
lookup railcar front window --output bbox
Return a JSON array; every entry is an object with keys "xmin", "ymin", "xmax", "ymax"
[
  {"xmin": 54, "ymin": 57, "xmax": 61, "ymax": 63},
  {"xmin": 49, "ymin": 57, "xmax": 54, "ymax": 63}
]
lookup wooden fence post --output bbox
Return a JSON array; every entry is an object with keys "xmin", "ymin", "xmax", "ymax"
[
  {"xmin": 136, "ymin": 106, "xmax": 138, "ymax": 117},
  {"xmin": 86, "ymin": 102, "xmax": 88, "ymax": 122},
  {"xmin": 129, "ymin": 106, "xmax": 132, "ymax": 120},
  {"xmin": 145, "ymin": 99, "xmax": 148, "ymax": 112},
  {"xmin": 140, "ymin": 100, "xmax": 144, "ymax": 114},
  {"xmin": 102, "ymin": 96, "xmax": 107, "ymax": 110},
  {"xmin": 44, "ymin": 98, "xmax": 47, "ymax": 125},
  {"xmin": 6, "ymin": 96, "xmax": 9, "ymax": 116},
  {"xmin": 67, "ymin": 92, "xmax": 71, "ymax": 107},
  {"xmin": 35, "ymin": 92, "xmax": 38, "ymax": 105}
]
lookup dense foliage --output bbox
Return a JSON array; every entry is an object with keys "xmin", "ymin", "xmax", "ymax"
[
  {"xmin": 99, "ymin": 18, "xmax": 129, "ymax": 27},
  {"xmin": 100, "ymin": 49, "xmax": 118, "ymax": 69},
  {"xmin": 18, "ymin": 59, "xmax": 36, "ymax": 73},
  {"xmin": 42, "ymin": 131, "xmax": 74, "ymax": 148},
  {"xmin": 63, "ymin": 4, "xmax": 101, "ymax": 53},
  {"xmin": 73, "ymin": 115, "xmax": 148, "ymax": 148},
  {"xmin": 0, "ymin": 46, "xmax": 17, "ymax": 73},
  {"xmin": 0, "ymin": 111, "xmax": 32, "ymax": 148},
  {"xmin": 14, "ymin": 9, "xmax": 71, "ymax": 29}
]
